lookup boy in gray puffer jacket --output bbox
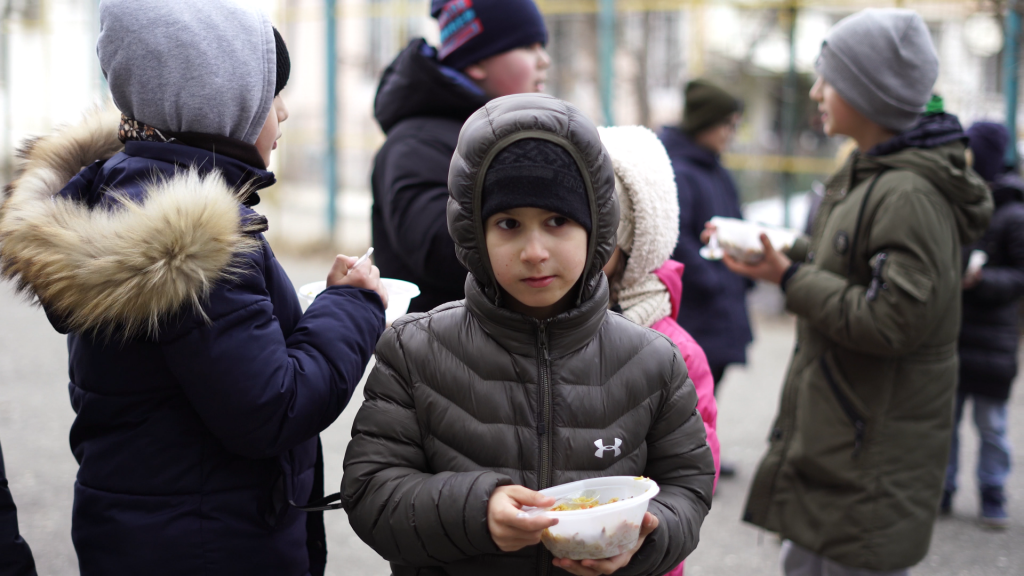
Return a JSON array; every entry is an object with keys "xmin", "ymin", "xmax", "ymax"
[{"xmin": 341, "ymin": 94, "xmax": 715, "ymax": 576}]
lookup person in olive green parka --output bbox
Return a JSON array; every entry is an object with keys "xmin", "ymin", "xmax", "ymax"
[{"xmin": 712, "ymin": 9, "xmax": 993, "ymax": 576}]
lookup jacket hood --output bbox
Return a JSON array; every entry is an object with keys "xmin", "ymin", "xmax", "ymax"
[
  {"xmin": 853, "ymin": 137, "xmax": 993, "ymax": 245},
  {"xmin": 597, "ymin": 125, "xmax": 679, "ymax": 288},
  {"xmin": 98, "ymin": 0, "xmax": 277, "ymax": 145},
  {"xmin": 447, "ymin": 93, "xmax": 619, "ymax": 309},
  {"xmin": 374, "ymin": 39, "xmax": 490, "ymax": 134},
  {"xmin": 0, "ymin": 108, "xmax": 264, "ymax": 338},
  {"xmin": 991, "ymin": 172, "xmax": 1024, "ymax": 208}
]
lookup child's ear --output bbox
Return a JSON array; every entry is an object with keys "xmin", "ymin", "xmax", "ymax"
[{"xmin": 464, "ymin": 64, "xmax": 487, "ymax": 82}]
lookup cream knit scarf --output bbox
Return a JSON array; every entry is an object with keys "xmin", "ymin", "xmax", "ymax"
[{"xmin": 618, "ymin": 274, "xmax": 672, "ymax": 328}]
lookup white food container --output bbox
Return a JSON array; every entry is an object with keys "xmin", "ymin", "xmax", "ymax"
[
  {"xmin": 529, "ymin": 476, "xmax": 659, "ymax": 561},
  {"xmin": 298, "ymin": 278, "xmax": 420, "ymax": 325},
  {"xmin": 966, "ymin": 249, "xmax": 988, "ymax": 278},
  {"xmin": 700, "ymin": 216, "xmax": 800, "ymax": 265}
]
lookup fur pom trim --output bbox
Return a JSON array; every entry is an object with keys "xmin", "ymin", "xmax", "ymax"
[{"xmin": 0, "ymin": 106, "xmax": 261, "ymax": 338}]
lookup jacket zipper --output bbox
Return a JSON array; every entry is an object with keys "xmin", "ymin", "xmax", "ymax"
[
  {"xmin": 819, "ymin": 357, "xmax": 867, "ymax": 458},
  {"xmin": 537, "ymin": 322, "xmax": 553, "ymax": 576},
  {"xmin": 538, "ymin": 322, "xmax": 552, "ymax": 489}
]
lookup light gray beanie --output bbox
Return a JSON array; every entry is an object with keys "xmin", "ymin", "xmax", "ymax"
[
  {"xmin": 815, "ymin": 9, "xmax": 939, "ymax": 133},
  {"xmin": 97, "ymin": 0, "xmax": 277, "ymax": 145}
]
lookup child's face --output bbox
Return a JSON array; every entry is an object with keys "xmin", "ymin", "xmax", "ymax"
[
  {"xmin": 255, "ymin": 96, "xmax": 290, "ymax": 168},
  {"xmin": 485, "ymin": 207, "xmax": 588, "ymax": 319},
  {"xmin": 810, "ymin": 77, "xmax": 861, "ymax": 138},
  {"xmin": 465, "ymin": 43, "xmax": 551, "ymax": 99},
  {"xmin": 694, "ymin": 112, "xmax": 741, "ymax": 155}
]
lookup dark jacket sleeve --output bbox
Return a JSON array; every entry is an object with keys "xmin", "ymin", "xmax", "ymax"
[
  {"xmin": 671, "ymin": 171, "xmax": 729, "ymax": 298},
  {"xmin": 341, "ymin": 326, "xmax": 513, "ymax": 566},
  {"xmin": 159, "ymin": 242, "xmax": 385, "ymax": 459},
  {"xmin": 0, "ymin": 440, "xmax": 37, "ymax": 576},
  {"xmin": 377, "ymin": 134, "xmax": 466, "ymax": 284},
  {"xmin": 968, "ymin": 207, "xmax": 1024, "ymax": 305},
  {"xmin": 786, "ymin": 184, "xmax": 955, "ymax": 357},
  {"xmin": 616, "ymin": 343, "xmax": 715, "ymax": 576}
]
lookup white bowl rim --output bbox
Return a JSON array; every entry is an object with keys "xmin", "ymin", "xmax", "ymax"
[
  {"xmin": 537, "ymin": 476, "xmax": 659, "ymax": 518},
  {"xmin": 299, "ymin": 278, "xmax": 421, "ymax": 300}
]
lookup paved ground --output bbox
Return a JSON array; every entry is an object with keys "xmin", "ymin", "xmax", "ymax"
[{"xmin": 1, "ymin": 254, "xmax": 1021, "ymax": 575}]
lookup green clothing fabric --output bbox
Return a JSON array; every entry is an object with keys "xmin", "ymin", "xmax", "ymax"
[{"xmin": 743, "ymin": 141, "xmax": 992, "ymax": 571}]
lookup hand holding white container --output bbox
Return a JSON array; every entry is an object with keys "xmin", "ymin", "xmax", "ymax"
[
  {"xmin": 700, "ymin": 216, "xmax": 800, "ymax": 265},
  {"xmin": 519, "ymin": 476, "xmax": 660, "ymax": 560}
]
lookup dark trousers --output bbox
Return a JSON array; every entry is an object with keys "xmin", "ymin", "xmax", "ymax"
[
  {"xmin": 0, "ymin": 440, "xmax": 37, "ymax": 576},
  {"xmin": 710, "ymin": 364, "xmax": 728, "ymax": 395}
]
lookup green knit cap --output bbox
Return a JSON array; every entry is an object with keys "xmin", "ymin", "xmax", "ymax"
[{"xmin": 682, "ymin": 79, "xmax": 743, "ymax": 136}]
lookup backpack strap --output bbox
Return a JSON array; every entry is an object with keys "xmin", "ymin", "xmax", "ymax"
[
  {"xmin": 847, "ymin": 169, "xmax": 890, "ymax": 277},
  {"xmin": 291, "ymin": 493, "xmax": 343, "ymax": 512}
]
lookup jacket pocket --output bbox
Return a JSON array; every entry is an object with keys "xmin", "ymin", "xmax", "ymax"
[
  {"xmin": 884, "ymin": 255, "xmax": 933, "ymax": 303},
  {"xmin": 819, "ymin": 353, "xmax": 868, "ymax": 458}
]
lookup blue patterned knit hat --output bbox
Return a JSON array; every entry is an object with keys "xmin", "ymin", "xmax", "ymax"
[{"xmin": 431, "ymin": 0, "xmax": 548, "ymax": 71}]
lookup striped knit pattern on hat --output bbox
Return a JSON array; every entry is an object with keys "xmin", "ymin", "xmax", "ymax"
[
  {"xmin": 431, "ymin": 0, "xmax": 548, "ymax": 71},
  {"xmin": 598, "ymin": 126, "xmax": 680, "ymax": 328}
]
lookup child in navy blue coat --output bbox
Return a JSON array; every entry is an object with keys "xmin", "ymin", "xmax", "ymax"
[{"xmin": 0, "ymin": 1, "xmax": 386, "ymax": 575}]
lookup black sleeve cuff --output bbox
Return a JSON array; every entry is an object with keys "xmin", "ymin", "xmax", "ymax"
[{"xmin": 781, "ymin": 263, "xmax": 802, "ymax": 293}]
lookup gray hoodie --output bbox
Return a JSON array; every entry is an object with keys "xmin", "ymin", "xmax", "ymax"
[{"xmin": 97, "ymin": 0, "xmax": 277, "ymax": 145}]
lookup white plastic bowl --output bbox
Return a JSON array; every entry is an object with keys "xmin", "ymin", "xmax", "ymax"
[
  {"xmin": 298, "ymin": 278, "xmax": 420, "ymax": 325},
  {"xmin": 531, "ymin": 476, "xmax": 659, "ymax": 560}
]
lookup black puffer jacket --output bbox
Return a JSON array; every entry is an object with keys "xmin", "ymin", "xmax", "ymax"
[
  {"xmin": 371, "ymin": 39, "xmax": 490, "ymax": 312},
  {"xmin": 959, "ymin": 173, "xmax": 1024, "ymax": 400},
  {"xmin": 342, "ymin": 94, "xmax": 715, "ymax": 576}
]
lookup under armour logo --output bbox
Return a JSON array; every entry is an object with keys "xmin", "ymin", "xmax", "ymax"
[{"xmin": 594, "ymin": 438, "xmax": 622, "ymax": 458}]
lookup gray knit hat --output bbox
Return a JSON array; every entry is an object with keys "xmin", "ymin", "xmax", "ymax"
[{"xmin": 815, "ymin": 9, "xmax": 939, "ymax": 132}]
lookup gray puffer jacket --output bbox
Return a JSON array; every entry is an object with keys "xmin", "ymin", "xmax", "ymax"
[{"xmin": 341, "ymin": 94, "xmax": 715, "ymax": 576}]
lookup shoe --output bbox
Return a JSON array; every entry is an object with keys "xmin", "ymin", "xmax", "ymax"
[
  {"xmin": 719, "ymin": 461, "xmax": 737, "ymax": 478},
  {"xmin": 939, "ymin": 490, "xmax": 953, "ymax": 515},
  {"xmin": 980, "ymin": 486, "xmax": 1009, "ymax": 529}
]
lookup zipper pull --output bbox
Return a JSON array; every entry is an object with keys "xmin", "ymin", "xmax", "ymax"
[{"xmin": 539, "ymin": 324, "xmax": 550, "ymax": 359}]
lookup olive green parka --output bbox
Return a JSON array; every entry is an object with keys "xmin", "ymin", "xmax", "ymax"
[
  {"xmin": 341, "ymin": 94, "xmax": 715, "ymax": 576},
  {"xmin": 743, "ymin": 137, "xmax": 993, "ymax": 570}
]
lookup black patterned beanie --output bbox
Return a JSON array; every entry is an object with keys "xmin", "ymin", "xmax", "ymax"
[{"xmin": 481, "ymin": 139, "xmax": 591, "ymax": 233}]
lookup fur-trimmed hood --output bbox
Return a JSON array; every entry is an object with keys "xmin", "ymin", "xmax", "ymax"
[{"xmin": 0, "ymin": 108, "xmax": 265, "ymax": 337}]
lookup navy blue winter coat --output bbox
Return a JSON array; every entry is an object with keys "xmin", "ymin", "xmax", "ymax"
[
  {"xmin": 959, "ymin": 173, "xmax": 1024, "ymax": 401},
  {"xmin": 0, "ymin": 110, "xmax": 384, "ymax": 576},
  {"xmin": 371, "ymin": 39, "xmax": 490, "ymax": 313},
  {"xmin": 0, "ymin": 440, "xmax": 36, "ymax": 576},
  {"xmin": 658, "ymin": 126, "xmax": 752, "ymax": 369}
]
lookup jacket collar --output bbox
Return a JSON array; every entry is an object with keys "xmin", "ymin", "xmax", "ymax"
[
  {"xmin": 659, "ymin": 126, "xmax": 719, "ymax": 168},
  {"xmin": 123, "ymin": 140, "xmax": 277, "ymax": 197},
  {"xmin": 464, "ymin": 275, "xmax": 608, "ymax": 358}
]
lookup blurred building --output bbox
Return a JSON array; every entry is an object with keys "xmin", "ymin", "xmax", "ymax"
[{"xmin": 0, "ymin": 0, "xmax": 1013, "ymax": 251}]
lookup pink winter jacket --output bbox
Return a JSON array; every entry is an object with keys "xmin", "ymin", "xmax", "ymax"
[{"xmin": 652, "ymin": 261, "xmax": 720, "ymax": 576}]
